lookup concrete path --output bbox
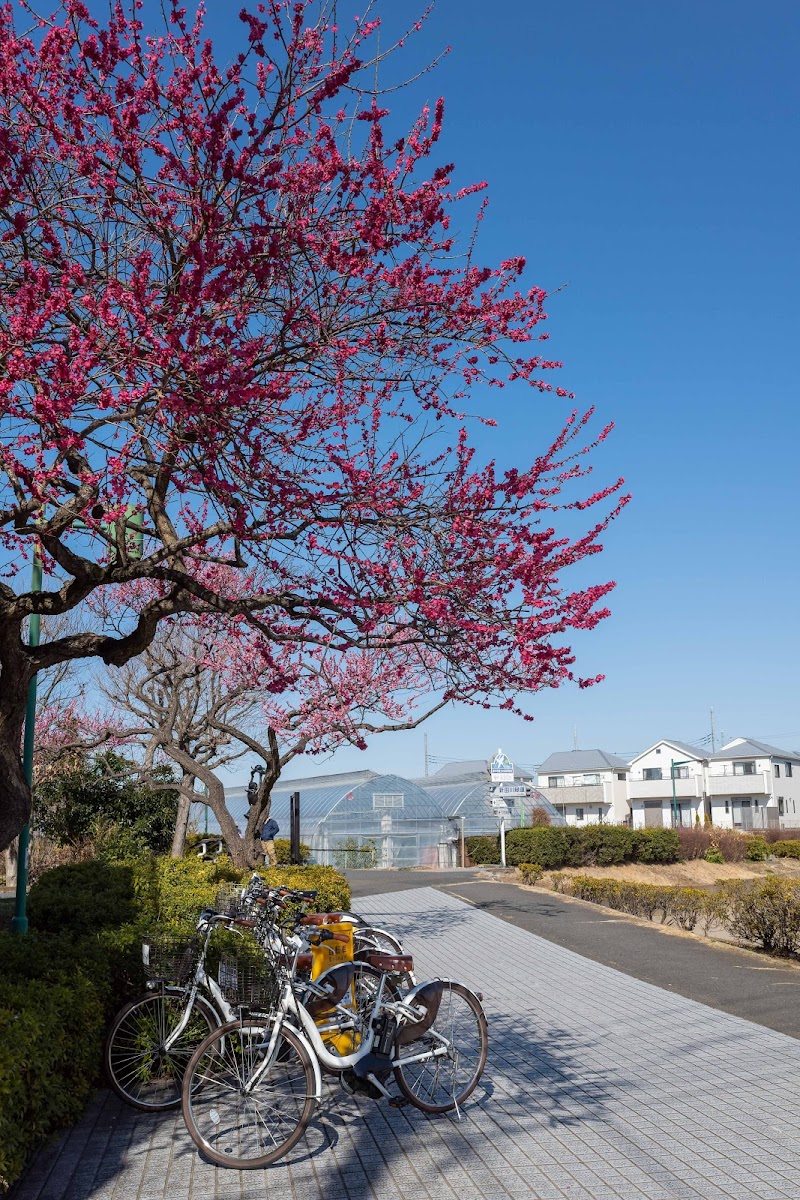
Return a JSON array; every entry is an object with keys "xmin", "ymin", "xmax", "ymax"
[
  {"xmin": 12, "ymin": 887, "xmax": 800, "ymax": 1200},
  {"xmin": 347, "ymin": 870, "xmax": 800, "ymax": 1039}
]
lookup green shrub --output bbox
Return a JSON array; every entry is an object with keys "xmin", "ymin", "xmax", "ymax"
[
  {"xmin": 721, "ymin": 878, "xmax": 800, "ymax": 955},
  {"xmin": 27, "ymin": 860, "xmax": 139, "ymax": 935},
  {"xmin": 259, "ymin": 865, "xmax": 351, "ymax": 912},
  {"xmin": 0, "ymin": 972, "xmax": 103, "ymax": 1192},
  {"xmin": 557, "ymin": 876, "xmax": 719, "ymax": 934},
  {"xmin": 464, "ymin": 835, "xmax": 501, "ymax": 865},
  {"xmin": 771, "ymin": 840, "xmax": 800, "ymax": 859},
  {"xmin": 273, "ymin": 839, "xmax": 311, "ymax": 865},
  {"xmin": 632, "ymin": 829, "xmax": 681, "ymax": 863},
  {"xmin": 505, "ymin": 826, "xmax": 680, "ymax": 870},
  {"xmin": 746, "ymin": 836, "xmax": 769, "ymax": 862},
  {"xmin": 517, "ymin": 863, "xmax": 543, "ymax": 885},
  {"xmin": 704, "ymin": 846, "xmax": 724, "ymax": 864}
]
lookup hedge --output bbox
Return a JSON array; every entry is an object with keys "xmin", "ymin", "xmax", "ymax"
[
  {"xmin": 771, "ymin": 840, "xmax": 800, "ymax": 859},
  {"xmin": 504, "ymin": 826, "xmax": 680, "ymax": 869},
  {"xmin": 552, "ymin": 873, "xmax": 800, "ymax": 954},
  {"xmin": 464, "ymin": 835, "xmax": 501, "ymax": 865},
  {"xmin": 2, "ymin": 854, "xmax": 350, "ymax": 1191}
]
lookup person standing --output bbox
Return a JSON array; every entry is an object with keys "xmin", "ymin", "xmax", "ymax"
[{"xmin": 260, "ymin": 816, "xmax": 280, "ymax": 867}]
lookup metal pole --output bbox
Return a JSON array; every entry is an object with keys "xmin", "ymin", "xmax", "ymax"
[
  {"xmin": 12, "ymin": 541, "xmax": 42, "ymax": 935},
  {"xmin": 290, "ymin": 791, "xmax": 301, "ymax": 865},
  {"xmin": 670, "ymin": 760, "xmax": 678, "ymax": 829},
  {"xmin": 460, "ymin": 815, "xmax": 465, "ymax": 869},
  {"xmin": 500, "ymin": 818, "xmax": 506, "ymax": 867}
]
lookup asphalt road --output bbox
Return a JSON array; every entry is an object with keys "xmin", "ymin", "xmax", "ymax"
[{"xmin": 346, "ymin": 869, "xmax": 800, "ymax": 1038}]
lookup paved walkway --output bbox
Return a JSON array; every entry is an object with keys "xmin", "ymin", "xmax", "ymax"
[{"xmin": 13, "ymin": 887, "xmax": 800, "ymax": 1200}]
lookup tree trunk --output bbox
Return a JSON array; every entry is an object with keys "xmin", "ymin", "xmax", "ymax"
[
  {"xmin": 170, "ymin": 773, "xmax": 194, "ymax": 859},
  {"xmin": 0, "ymin": 624, "xmax": 36, "ymax": 852}
]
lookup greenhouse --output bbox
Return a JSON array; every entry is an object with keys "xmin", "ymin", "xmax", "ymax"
[{"xmin": 206, "ymin": 755, "xmax": 563, "ymax": 868}]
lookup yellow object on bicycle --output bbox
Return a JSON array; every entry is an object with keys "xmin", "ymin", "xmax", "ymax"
[{"xmin": 309, "ymin": 924, "xmax": 361, "ymax": 1055}]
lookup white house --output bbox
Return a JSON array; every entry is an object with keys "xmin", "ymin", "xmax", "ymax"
[
  {"xmin": 535, "ymin": 750, "xmax": 630, "ymax": 826},
  {"xmin": 705, "ymin": 738, "xmax": 800, "ymax": 829},
  {"xmin": 627, "ymin": 740, "xmax": 708, "ymax": 829}
]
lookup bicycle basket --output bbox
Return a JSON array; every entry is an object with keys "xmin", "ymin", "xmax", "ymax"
[
  {"xmin": 141, "ymin": 934, "xmax": 199, "ymax": 986},
  {"xmin": 213, "ymin": 885, "xmax": 250, "ymax": 919},
  {"xmin": 218, "ymin": 954, "xmax": 279, "ymax": 1011}
]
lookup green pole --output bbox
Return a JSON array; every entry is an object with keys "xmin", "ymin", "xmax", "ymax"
[{"xmin": 12, "ymin": 541, "xmax": 42, "ymax": 935}]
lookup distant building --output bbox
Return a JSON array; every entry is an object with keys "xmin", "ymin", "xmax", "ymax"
[
  {"xmin": 627, "ymin": 740, "xmax": 708, "ymax": 828},
  {"xmin": 535, "ymin": 750, "xmax": 630, "ymax": 825},
  {"xmin": 706, "ymin": 738, "xmax": 800, "ymax": 829}
]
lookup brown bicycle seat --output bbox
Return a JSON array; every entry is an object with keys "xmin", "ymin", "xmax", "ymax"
[
  {"xmin": 364, "ymin": 953, "xmax": 414, "ymax": 974},
  {"xmin": 295, "ymin": 952, "xmax": 313, "ymax": 972}
]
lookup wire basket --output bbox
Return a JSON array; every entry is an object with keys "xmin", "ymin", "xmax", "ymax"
[
  {"xmin": 141, "ymin": 934, "xmax": 199, "ymax": 986},
  {"xmin": 213, "ymin": 884, "xmax": 252, "ymax": 919},
  {"xmin": 218, "ymin": 953, "xmax": 279, "ymax": 1011}
]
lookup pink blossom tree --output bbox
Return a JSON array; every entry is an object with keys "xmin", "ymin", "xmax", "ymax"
[{"xmin": 0, "ymin": 0, "xmax": 627, "ymax": 853}]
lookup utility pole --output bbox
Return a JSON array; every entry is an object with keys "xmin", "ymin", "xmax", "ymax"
[{"xmin": 710, "ymin": 708, "xmax": 716, "ymax": 753}]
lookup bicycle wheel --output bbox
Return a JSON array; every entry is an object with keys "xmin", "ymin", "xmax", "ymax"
[
  {"xmin": 394, "ymin": 982, "xmax": 488, "ymax": 1114},
  {"xmin": 182, "ymin": 1019, "xmax": 316, "ymax": 1169},
  {"xmin": 353, "ymin": 926, "xmax": 403, "ymax": 955},
  {"xmin": 104, "ymin": 990, "xmax": 218, "ymax": 1111}
]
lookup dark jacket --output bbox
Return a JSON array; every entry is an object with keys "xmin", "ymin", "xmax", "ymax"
[{"xmin": 260, "ymin": 818, "xmax": 279, "ymax": 841}]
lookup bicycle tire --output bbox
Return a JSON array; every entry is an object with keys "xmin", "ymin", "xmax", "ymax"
[
  {"xmin": 393, "ymin": 982, "xmax": 488, "ymax": 1114},
  {"xmin": 104, "ymin": 989, "xmax": 218, "ymax": 1111},
  {"xmin": 353, "ymin": 926, "xmax": 403, "ymax": 955},
  {"xmin": 182, "ymin": 1019, "xmax": 316, "ymax": 1169}
]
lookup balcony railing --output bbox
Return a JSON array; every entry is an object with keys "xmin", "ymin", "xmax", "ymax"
[
  {"xmin": 537, "ymin": 784, "xmax": 606, "ymax": 805},
  {"xmin": 706, "ymin": 773, "xmax": 770, "ymax": 796},
  {"xmin": 627, "ymin": 777, "xmax": 701, "ymax": 799}
]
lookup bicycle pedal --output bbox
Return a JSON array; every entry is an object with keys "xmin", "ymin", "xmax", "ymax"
[{"xmin": 388, "ymin": 1095, "xmax": 410, "ymax": 1109}]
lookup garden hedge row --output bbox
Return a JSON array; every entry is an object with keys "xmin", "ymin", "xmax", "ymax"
[
  {"xmin": 0, "ymin": 854, "xmax": 350, "ymax": 1191},
  {"xmin": 505, "ymin": 825, "xmax": 680, "ymax": 869},
  {"xmin": 551, "ymin": 873, "xmax": 800, "ymax": 955}
]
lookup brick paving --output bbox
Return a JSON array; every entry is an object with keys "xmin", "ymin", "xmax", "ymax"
[{"xmin": 12, "ymin": 886, "xmax": 800, "ymax": 1200}]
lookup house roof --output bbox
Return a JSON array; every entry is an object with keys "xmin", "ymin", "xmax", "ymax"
[
  {"xmin": 708, "ymin": 738, "xmax": 800, "ymax": 763},
  {"xmin": 425, "ymin": 758, "xmax": 535, "ymax": 784},
  {"xmin": 628, "ymin": 739, "xmax": 707, "ymax": 765},
  {"xmin": 537, "ymin": 749, "xmax": 629, "ymax": 774}
]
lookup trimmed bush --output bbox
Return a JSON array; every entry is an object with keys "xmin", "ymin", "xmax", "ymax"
[
  {"xmin": 746, "ymin": 836, "xmax": 769, "ymax": 862},
  {"xmin": 27, "ymin": 860, "xmax": 139, "ymax": 935},
  {"xmin": 704, "ymin": 846, "xmax": 724, "ymax": 864},
  {"xmin": 258, "ymin": 865, "xmax": 351, "ymax": 912},
  {"xmin": 0, "ymin": 971, "xmax": 103, "ymax": 1191},
  {"xmin": 505, "ymin": 826, "xmax": 680, "ymax": 870},
  {"xmin": 464, "ymin": 835, "xmax": 501, "ymax": 865},
  {"xmin": 273, "ymin": 839, "xmax": 311, "ymax": 865},
  {"xmin": 771, "ymin": 840, "xmax": 800, "ymax": 859},
  {"xmin": 721, "ymin": 878, "xmax": 800, "ymax": 955},
  {"xmin": 557, "ymin": 876, "xmax": 716, "ymax": 935},
  {"xmin": 517, "ymin": 863, "xmax": 543, "ymax": 886}
]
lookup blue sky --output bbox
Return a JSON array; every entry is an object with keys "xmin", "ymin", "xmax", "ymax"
[
  {"xmin": 270, "ymin": 0, "xmax": 799, "ymax": 777},
  {"xmin": 189, "ymin": 0, "xmax": 800, "ymax": 780},
  {"xmin": 35, "ymin": 1, "xmax": 799, "ymax": 781}
]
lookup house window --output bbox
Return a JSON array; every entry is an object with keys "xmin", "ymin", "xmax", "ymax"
[
  {"xmin": 724, "ymin": 800, "xmax": 730, "ymax": 814},
  {"xmin": 733, "ymin": 762, "xmax": 756, "ymax": 776},
  {"xmin": 779, "ymin": 797, "xmax": 785, "ymax": 816},
  {"xmin": 656, "ymin": 748, "xmax": 661, "ymax": 755},
  {"xmin": 583, "ymin": 774, "xmax": 600, "ymax": 785},
  {"xmin": 673, "ymin": 766, "xmax": 689, "ymax": 780},
  {"xmin": 617, "ymin": 773, "xmax": 626, "ymax": 781},
  {"xmin": 575, "ymin": 808, "xmax": 584, "ymax": 821},
  {"xmin": 643, "ymin": 768, "xmax": 663, "ymax": 781},
  {"xmin": 548, "ymin": 776, "xmax": 565, "ymax": 788},
  {"xmin": 775, "ymin": 764, "xmax": 781, "ymax": 778},
  {"xmin": 373, "ymin": 793, "xmax": 404, "ymax": 809},
  {"xmin": 786, "ymin": 764, "xmax": 793, "ymax": 778}
]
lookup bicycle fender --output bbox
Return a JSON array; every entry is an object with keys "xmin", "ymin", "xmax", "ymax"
[{"xmin": 395, "ymin": 979, "xmax": 444, "ymax": 1046}]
